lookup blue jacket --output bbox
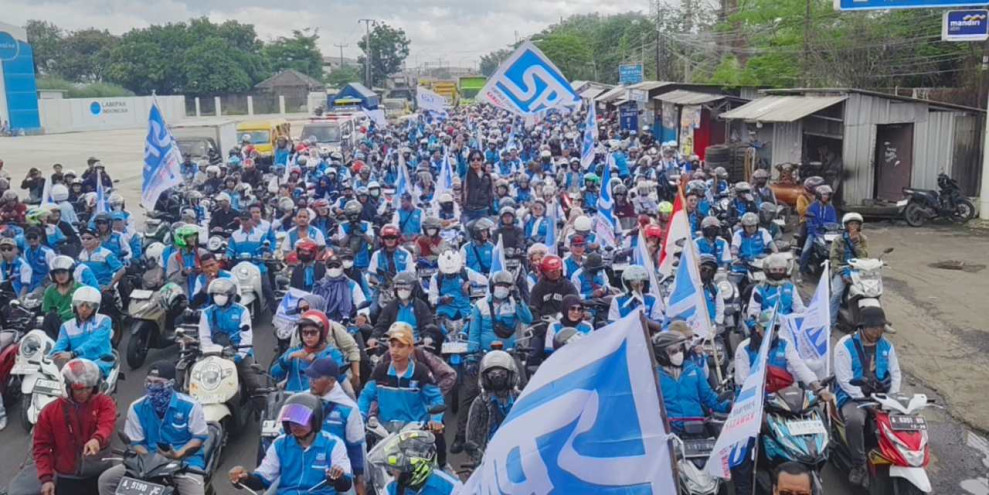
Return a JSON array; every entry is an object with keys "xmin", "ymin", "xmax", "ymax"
[
  {"xmin": 544, "ymin": 320, "xmax": 594, "ymax": 354},
  {"xmin": 751, "ymin": 282, "xmax": 800, "ymax": 316},
  {"xmin": 836, "ymin": 334, "xmax": 893, "ymax": 408},
  {"xmin": 394, "ymin": 208, "xmax": 423, "ymax": 239},
  {"xmin": 805, "ymin": 201, "xmax": 838, "ymax": 236},
  {"xmin": 461, "ymin": 242, "xmax": 493, "ymax": 274},
  {"xmin": 369, "ymin": 247, "xmax": 414, "ymax": 283},
  {"xmin": 0, "ymin": 257, "xmax": 31, "ymax": 295},
  {"xmin": 51, "ymin": 314, "xmax": 114, "ymax": 377},
  {"xmin": 358, "ymin": 361, "xmax": 444, "ymax": 424},
  {"xmin": 658, "ymin": 363, "xmax": 730, "ymax": 431},
  {"xmin": 125, "ymin": 392, "xmax": 209, "ymax": 469},
  {"xmin": 467, "ymin": 296, "xmax": 533, "ymax": 352},
  {"xmin": 570, "ymin": 267, "xmax": 610, "ymax": 299},
  {"xmin": 78, "ymin": 247, "xmax": 123, "ymax": 288},
  {"xmin": 271, "ymin": 345, "xmax": 346, "ymax": 392},
  {"xmin": 385, "ymin": 470, "xmax": 462, "ymax": 494},
  {"xmin": 429, "ymin": 269, "xmax": 482, "ymax": 321},
  {"xmin": 254, "ymin": 431, "xmax": 352, "ymax": 494},
  {"xmin": 228, "ymin": 224, "xmax": 277, "ymax": 263},
  {"xmin": 523, "ymin": 216, "xmax": 549, "ymax": 244},
  {"xmin": 338, "ymin": 221, "xmax": 374, "ymax": 269},
  {"xmin": 695, "ymin": 237, "xmax": 731, "ymax": 268},
  {"xmin": 23, "ymin": 245, "xmax": 55, "ymax": 291},
  {"xmin": 320, "ymin": 388, "xmax": 366, "ymax": 475},
  {"xmin": 99, "ymin": 231, "xmax": 130, "ymax": 261},
  {"xmin": 197, "ymin": 303, "xmax": 253, "ymax": 362}
]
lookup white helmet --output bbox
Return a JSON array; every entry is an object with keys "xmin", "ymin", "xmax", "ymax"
[
  {"xmin": 109, "ymin": 193, "xmax": 124, "ymax": 207},
  {"xmin": 51, "ymin": 184, "xmax": 69, "ymax": 202},
  {"xmin": 144, "ymin": 242, "xmax": 165, "ymax": 266},
  {"xmin": 72, "ymin": 286, "xmax": 102, "ymax": 310},
  {"xmin": 215, "ymin": 192, "xmax": 232, "ymax": 204},
  {"xmin": 241, "ymin": 133, "xmax": 251, "ymax": 142},
  {"xmin": 842, "ymin": 212, "xmax": 864, "ymax": 227},
  {"xmin": 764, "ymin": 252, "xmax": 789, "ymax": 271},
  {"xmin": 438, "ymin": 193, "xmax": 454, "ymax": 204},
  {"xmin": 206, "ymin": 165, "xmax": 221, "ymax": 176},
  {"xmin": 574, "ymin": 215, "xmax": 592, "ymax": 232},
  {"xmin": 437, "ymin": 249, "xmax": 463, "ymax": 275},
  {"xmin": 49, "ymin": 255, "xmax": 74, "ymax": 272}
]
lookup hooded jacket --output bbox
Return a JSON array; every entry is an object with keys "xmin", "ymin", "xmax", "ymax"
[{"xmin": 33, "ymin": 394, "xmax": 117, "ymax": 483}]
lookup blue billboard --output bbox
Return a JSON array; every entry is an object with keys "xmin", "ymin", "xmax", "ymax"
[
  {"xmin": 836, "ymin": 0, "xmax": 989, "ymax": 10},
  {"xmin": 619, "ymin": 64, "xmax": 643, "ymax": 86},
  {"xmin": 0, "ymin": 23, "xmax": 40, "ymax": 133},
  {"xmin": 943, "ymin": 10, "xmax": 989, "ymax": 40}
]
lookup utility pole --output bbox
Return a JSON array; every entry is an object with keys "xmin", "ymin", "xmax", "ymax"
[
  {"xmin": 656, "ymin": 1, "xmax": 666, "ymax": 81},
  {"xmin": 333, "ymin": 43, "xmax": 348, "ymax": 71},
  {"xmin": 803, "ymin": 0, "xmax": 812, "ymax": 86},
  {"xmin": 358, "ymin": 19, "xmax": 374, "ymax": 87}
]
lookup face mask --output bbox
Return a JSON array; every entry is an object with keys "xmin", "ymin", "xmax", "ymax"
[
  {"xmin": 485, "ymin": 369, "xmax": 511, "ymax": 391},
  {"xmin": 327, "ymin": 267, "xmax": 343, "ymax": 278},
  {"xmin": 342, "ymin": 260, "xmax": 354, "ymax": 269},
  {"xmin": 702, "ymin": 227, "xmax": 719, "ymax": 238},
  {"xmin": 767, "ymin": 271, "xmax": 787, "ymax": 281},
  {"xmin": 397, "ymin": 289, "xmax": 412, "ymax": 300},
  {"xmin": 146, "ymin": 382, "xmax": 174, "ymax": 415},
  {"xmin": 493, "ymin": 287, "xmax": 511, "ymax": 299},
  {"xmin": 213, "ymin": 294, "xmax": 229, "ymax": 306},
  {"xmin": 669, "ymin": 351, "xmax": 684, "ymax": 367}
]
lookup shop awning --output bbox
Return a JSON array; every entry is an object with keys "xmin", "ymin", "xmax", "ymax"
[
  {"xmin": 595, "ymin": 86, "xmax": 627, "ymax": 103},
  {"xmin": 719, "ymin": 95, "xmax": 846, "ymax": 122},
  {"xmin": 654, "ymin": 90, "xmax": 726, "ymax": 106},
  {"xmin": 580, "ymin": 86, "xmax": 606, "ymax": 99}
]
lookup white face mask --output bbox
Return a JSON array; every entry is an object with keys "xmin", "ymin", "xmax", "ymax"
[
  {"xmin": 397, "ymin": 289, "xmax": 412, "ymax": 300},
  {"xmin": 327, "ymin": 268, "xmax": 343, "ymax": 278},
  {"xmin": 213, "ymin": 294, "xmax": 229, "ymax": 306},
  {"xmin": 493, "ymin": 287, "xmax": 511, "ymax": 299},
  {"xmin": 342, "ymin": 260, "xmax": 354, "ymax": 269},
  {"xmin": 669, "ymin": 350, "xmax": 684, "ymax": 367}
]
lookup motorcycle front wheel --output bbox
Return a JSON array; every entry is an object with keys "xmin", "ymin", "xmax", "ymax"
[
  {"xmin": 951, "ymin": 198, "xmax": 975, "ymax": 224},
  {"xmin": 903, "ymin": 202, "xmax": 927, "ymax": 228}
]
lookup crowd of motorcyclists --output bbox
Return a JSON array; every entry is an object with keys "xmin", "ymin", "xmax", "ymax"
[{"xmin": 0, "ymin": 99, "xmax": 910, "ymax": 495}]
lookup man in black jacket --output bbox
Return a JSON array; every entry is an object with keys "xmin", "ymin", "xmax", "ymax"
[
  {"xmin": 528, "ymin": 254, "xmax": 578, "ymax": 365},
  {"xmin": 369, "ymin": 272, "xmax": 439, "ymax": 346},
  {"xmin": 463, "ymin": 151, "xmax": 493, "ymax": 223}
]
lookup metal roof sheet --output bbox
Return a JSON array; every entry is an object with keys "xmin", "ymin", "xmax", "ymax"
[
  {"xmin": 595, "ymin": 86, "xmax": 627, "ymax": 102},
  {"xmin": 654, "ymin": 89, "xmax": 726, "ymax": 105},
  {"xmin": 579, "ymin": 86, "xmax": 606, "ymax": 99},
  {"xmin": 719, "ymin": 95, "xmax": 846, "ymax": 122}
]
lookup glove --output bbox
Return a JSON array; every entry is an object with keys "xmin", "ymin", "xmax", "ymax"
[{"xmin": 858, "ymin": 379, "xmax": 876, "ymax": 398}]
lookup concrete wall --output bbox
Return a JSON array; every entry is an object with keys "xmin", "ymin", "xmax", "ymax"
[{"xmin": 38, "ymin": 95, "xmax": 186, "ymax": 134}]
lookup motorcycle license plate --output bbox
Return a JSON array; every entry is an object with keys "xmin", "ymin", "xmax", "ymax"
[
  {"xmin": 262, "ymin": 419, "xmax": 281, "ymax": 436},
  {"xmin": 32, "ymin": 379, "xmax": 62, "ymax": 396},
  {"xmin": 116, "ymin": 477, "xmax": 167, "ymax": 495},
  {"xmin": 442, "ymin": 341, "xmax": 469, "ymax": 355},
  {"xmin": 11, "ymin": 363, "xmax": 38, "ymax": 374},
  {"xmin": 896, "ymin": 199, "xmax": 909, "ymax": 207},
  {"xmin": 823, "ymin": 233, "xmax": 840, "ymax": 242},
  {"xmin": 419, "ymin": 268, "xmax": 437, "ymax": 277},
  {"xmin": 890, "ymin": 415, "xmax": 927, "ymax": 431},
  {"xmin": 130, "ymin": 289, "xmax": 154, "ymax": 300},
  {"xmin": 683, "ymin": 438, "xmax": 716, "ymax": 458},
  {"xmin": 787, "ymin": 419, "xmax": 827, "ymax": 436}
]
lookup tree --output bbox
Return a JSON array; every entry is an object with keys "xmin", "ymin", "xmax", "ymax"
[
  {"xmin": 57, "ymin": 29, "xmax": 117, "ymax": 82},
  {"xmin": 25, "ymin": 20, "xmax": 62, "ymax": 76},
  {"xmin": 534, "ymin": 32, "xmax": 593, "ymax": 81},
  {"xmin": 480, "ymin": 48, "xmax": 511, "ymax": 77},
  {"xmin": 357, "ymin": 23, "xmax": 410, "ymax": 87},
  {"xmin": 263, "ymin": 29, "xmax": 324, "ymax": 80},
  {"xmin": 326, "ymin": 65, "xmax": 361, "ymax": 88}
]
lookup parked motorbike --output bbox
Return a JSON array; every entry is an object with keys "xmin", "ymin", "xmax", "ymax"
[
  {"xmin": 899, "ymin": 173, "xmax": 975, "ymax": 227},
  {"xmin": 836, "ymin": 247, "xmax": 894, "ymax": 333},
  {"xmin": 12, "ymin": 329, "xmax": 122, "ymax": 431},
  {"xmin": 125, "ymin": 282, "xmax": 188, "ymax": 369},
  {"xmin": 829, "ymin": 384, "xmax": 936, "ymax": 494},
  {"xmin": 755, "ymin": 383, "xmax": 829, "ymax": 494},
  {"xmin": 807, "ymin": 223, "xmax": 842, "ymax": 278}
]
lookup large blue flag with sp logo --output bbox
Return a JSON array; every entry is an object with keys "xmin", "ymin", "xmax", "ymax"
[
  {"xmin": 478, "ymin": 41, "xmax": 581, "ymax": 117},
  {"xmin": 457, "ymin": 309, "xmax": 677, "ymax": 494},
  {"xmin": 141, "ymin": 101, "xmax": 184, "ymax": 210}
]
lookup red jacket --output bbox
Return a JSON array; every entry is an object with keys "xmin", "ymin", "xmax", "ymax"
[{"xmin": 32, "ymin": 394, "xmax": 117, "ymax": 483}]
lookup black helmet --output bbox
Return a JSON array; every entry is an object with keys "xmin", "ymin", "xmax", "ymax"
[
  {"xmin": 470, "ymin": 218, "xmax": 494, "ymax": 241},
  {"xmin": 394, "ymin": 271, "xmax": 419, "ymax": 291},
  {"xmin": 93, "ymin": 212, "xmax": 112, "ymax": 225},
  {"xmin": 582, "ymin": 253, "xmax": 604, "ymax": 272},
  {"xmin": 278, "ymin": 392, "xmax": 324, "ymax": 434},
  {"xmin": 651, "ymin": 332, "xmax": 687, "ymax": 367}
]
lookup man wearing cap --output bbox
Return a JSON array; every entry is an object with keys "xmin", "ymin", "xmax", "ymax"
[
  {"xmin": 308, "ymin": 358, "xmax": 367, "ymax": 491},
  {"xmin": 0, "ymin": 236, "xmax": 32, "ymax": 299},
  {"xmin": 209, "ymin": 192, "xmax": 241, "ymax": 233},
  {"xmin": 98, "ymin": 361, "xmax": 209, "ymax": 495},
  {"xmin": 22, "ymin": 227, "xmax": 56, "ymax": 293},
  {"xmin": 834, "ymin": 306, "xmax": 902, "ymax": 488}
]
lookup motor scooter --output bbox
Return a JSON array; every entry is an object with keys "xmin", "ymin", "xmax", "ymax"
[
  {"xmin": 836, "ymin": 247, "xmax": 894, "ymax": 333},
  {"xmin": 176, "ymin": 327, "xmax": 254, "ymax": 440},
  {"xmin": 364, "ymin": 405, "xmax": 447, "ymax": 494},
  {"xmin": 106, "ymin": 430, "xmax": 222, "ymax": 495},
  {"xmin": 125, "ymin": 282, "xmax": 187, "ymax": 369},
  {"xmin": 755, "ymin": 383, "xmax": 830, "ymax": 494},
  {"xmin": 669, "ymin": 418, "xmax": 724, "ymax": 495}
]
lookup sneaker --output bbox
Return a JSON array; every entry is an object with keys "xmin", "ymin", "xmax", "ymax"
[
  {"xmin": 450, "ymin": 437, "xmax": 465, "ymax": 454},
  {"xmin": 848, "ymin": 465, "xmax": 867, "ymax": 487},
  {"xmin": 0, "ymin": 414, "xmax": 7, "ymax": 431}
]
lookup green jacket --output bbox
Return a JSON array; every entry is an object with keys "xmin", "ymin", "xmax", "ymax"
[
  {"xmin": 829, "ymin": 232, "xmax": 869, "ymax": 275},
  {"xmin": 42, "ymin": 282, "xmax": 82, "ymax": 323}
]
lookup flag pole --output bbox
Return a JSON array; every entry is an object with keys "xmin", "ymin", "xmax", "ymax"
[{"xmin": 640, "ymin": 309, "xmax": 682, "ymax": 492}]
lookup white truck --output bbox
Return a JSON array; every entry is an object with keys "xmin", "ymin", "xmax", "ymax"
[{"xmin": 170, "ymin": 121, "xmax": 238, "ymax": 165}]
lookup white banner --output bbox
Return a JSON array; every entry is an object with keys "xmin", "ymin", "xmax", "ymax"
[{"xmin": 416, "ymin": 87, "xmax": 449, "ymax": 114}]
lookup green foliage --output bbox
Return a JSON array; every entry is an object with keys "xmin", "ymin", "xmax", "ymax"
[
  {"xmin": 25, "ymin": 20, "xmax": 62, "ymax": 76},
  {"xmin": 480, "ymin": 48, "xmax": 512, "ymax": 77},
  {"xmin": 326, "ymin": 65, "xmax": 362, "ymax": 89},
  {"xmin": 56, "ymin": 29, "xmax": 116, "ymax": 83},
  {"xmin": 36, "ymin": 76, "xmax": 134, "ymax": 97},
  {"xmin": 534, "ymin": 32, "xmax": 592, "ymax": 81},
  {"xmin": 357, "ymin": 23, "xmax": 411, "ymax": 87},
  {"xmin": 263, "ymin": 29, "xmax": 324, "ymax": 80}
]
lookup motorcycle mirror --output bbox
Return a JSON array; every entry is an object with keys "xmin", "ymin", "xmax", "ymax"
[{"xmin": 9, "ymin": 300, "xmax": 20, "ymax": 308}]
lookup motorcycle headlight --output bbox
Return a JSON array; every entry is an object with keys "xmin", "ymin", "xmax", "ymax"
[
  {"xmin": 19, "ymin": 335, "xmax": 41, "ymax": 360},
  {"xmin": 717, "ymin": 280, "xmax": 734, "ymax": 299},
  {"xmin": 238, "ymin": 267, "xmax": 251, "ymax": 279},
  {"xmin": 192, "ymin": 361, "xmax": 232, "ymax": 391}
]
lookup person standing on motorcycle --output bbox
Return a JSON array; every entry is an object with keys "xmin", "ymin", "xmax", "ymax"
[
  {"xmin": 381, "ymin": 430, "xmax": 462, "ymax": 495},
  {"xmin": 543, "ymin": 295, "xmax": 595, "ymax": 356},
  {"xmin": 695, "ymin": 216, "xmax": 732, "ymax": 269},
  {"xmin": 0, "ymin": 236, "xmax": 31, "ymax": 299},
  {"xmin": 608, "ymin": 265, "xmax": 663, "ymax": 322},
  {"xmin": 652, "ymin": 332, "xmax": 731, "ymax": 433},
  {"xmin": 834, "ymin": 306, "xmax": 901, "ymax": 489},
  {"xmin": 464, "ymin": 351, "xmax": 522, "ymax": 463},
  {"xmin": 338, "ymin": 200, "xmax": 375, "ymax": 271},
  {"xmin": 290, "ymin": 240, "xmax": 326, "ymax": 292},
  {"xmin": 282, "ymin": 208, "xmax": 327, "ymax": 256},
  {"xmin": 50, "ymin": 286, "xmax": 114, "ymax": 377},
  {"xmin": 229, "ymin": 393, "xmax": 354, "ymax": 494},
  {"xmin": 747, "ymin": 252, "xmax": 805, "ymax": 319},
  {"xmin": 197, "ymin": 278, "xmax": 260, "ymax": 396},
  {"xmin": 829, "ymin": 212, "xmax": 869, "ymax": 325},
  {"xmin": 570, "ymin": 253, "xmax": 613, "ymax": 300},
  {"xmin": 272, "ymin": 310, "xmax": 347, "ymax": 393},
  {"xmin": 798, "ymin": 184, "xmax": 838, "ymax": 276},
  {"xmin": 307, "ymin": 358, "xmax": 367, "ymax": 493},
  {"xmin": 731, "ymin": 212, "xmax": 778, "ymax": 271},
  {"xmin": 751, "ymin": 169, "xmax": 777, "ymax": 205},
  {"xmin": 392, "ymin": 193, "xmax": 424, "ymax": 241},
  {"xmin": 41, "ymin": 255, "xmax": 83, "ymax": 339},
  {"xmin": 461, "ymin": 219, "xmax": 494, "ymax": 274},
  {"xmin": 98, "ymin": 361, "xmax": 208, "ymax": 495},
  {"xmin": 369, "ymin": 224, "xmax": 415, "ymax": 288},
  {"xmin": 33, "ymin": 358, "xmax": 117, "ymax": 495}
]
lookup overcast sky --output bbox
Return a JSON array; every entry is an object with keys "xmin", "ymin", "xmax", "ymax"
[{"xmin": 6, "ymin": 0, "xmax": 649, "ymax": 69}]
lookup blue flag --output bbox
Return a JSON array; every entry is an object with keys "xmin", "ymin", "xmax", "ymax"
[
  {"xmin": 95, "ymin": 174, "xmax": 110, "ymax": 213},
  {"xmin": 141, "ymin": 101, "xmax": 184, "ymax": 211},
  {"xmin": 459, "ymin": 310, "xmax": 677, "ymax": 493},
  {"xmin": 545, "ymin": 203, "xmax": 558, "ymax": 256},
  {"xmin": 594, "ymin": 153, "xmax": 618, "ymax": 249},
  {"xmin": 581, "ymin": 102, "xmax": 598, "ymax": 170},
  {"xmin": 490, "ymin": 236, "xmax": 507, "ymax": 278},
  {"xmin": 665, "ymin": 237, "xmax": 713, "ymax": 339}
]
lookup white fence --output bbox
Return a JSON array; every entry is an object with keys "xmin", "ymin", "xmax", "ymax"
[{"xmin": 38, "ymin": 95, "xmax": 186, "ymax": 134}]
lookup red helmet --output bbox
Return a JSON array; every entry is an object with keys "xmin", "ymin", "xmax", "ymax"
[
  {"xmin": 381, "ymin": 225, "xmax": 400, "ymax": 239},
  {"xmin": 295, "ymin": 239, "xmax": 319, "ymax": 257},
  {"xmin": 540, "ymin": 255, "xmax": 563, "ymax": 274},
  {"xmin": 645, "ymin": 224, "xmax": 664, "ymax": 240},
  {"xmin": 298, "ymin": 310, "xmax": 330, "ymax": 343},
  {"xmin": 637, "ymin": 214, "xmax": 651, "ymax": 228},
  {"xmin": 312, "ymin": 199, "xmax": 329, "ymax": 209}
]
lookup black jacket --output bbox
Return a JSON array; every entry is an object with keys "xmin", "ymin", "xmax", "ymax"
[
  {"xmin": 464, "ymin": 170, "xmax": 493, "ymax": 212},
  {"xmin": 529, "ymin": 278, "xmax": 578, "ymax": 318},
  {"xmin": 372, "ymin": 297, "xmax": 437, "ymax": 341}
]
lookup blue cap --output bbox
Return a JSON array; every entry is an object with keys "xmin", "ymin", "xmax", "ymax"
[
  {"xmin": 304, "ymin": 358, "xmax": 340, "ymax": 379},
  {"xmin": 111, "ymin": 212, "xmax": 127, "ymax": 221}
]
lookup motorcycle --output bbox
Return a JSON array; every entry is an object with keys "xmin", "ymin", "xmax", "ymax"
[
  {"xmin": 829, "ymin": 384, "xmax": 936, "ymax": 494},
  {"xmin": 176, "ymin": 326, "xmax": 254, "ymax": 440},
  {"xmin": 899, "ymin": 173, "xmax": 975, "ymax": 227},
  {"xmin": 230, "ymin": 258, "xmax": 267, "ymax": 320},
  {"xmin": 836, "ymin": 247, "xmax": 894, "ymax": 333},
  {"xmin": 108, "ymin": 430, "xmax": 221, "ymax": 495},
  {"xmin": 797, "ymin": 223, "xmax": 841, "ymax": 278},
  {"xmin": 0, "ymin": 298, "xmax": 41, "ymax": 411},
  {"xmin": 125, "ymin": 283, "xmax": 188, "ymax": 369},
  {"xmin": 670, "ymin": 418, "xmax": 723, "ymax": 495},
  {"xmin": 11, "ymin": 328, "xmax": 122, "ymax": 431},
  {"xmin": 364, "ymin": 405, "xmax": 447, "ymax": 494},
  {"xmin": 755, "ymin": 383, "xmax": 830, "ymax": 494}
]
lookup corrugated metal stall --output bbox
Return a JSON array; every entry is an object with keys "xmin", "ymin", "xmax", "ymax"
[
  {"xmin": 912, "ymin": 111, "xmax": 955, "ymax": 191},
  {"xmin": 951, "ymin": 114, "xmax": 984, "ymax": 196},
  {"xmin": 842, "ymin": 124, "xmax": 877, "ymax": 205},
  {"xmin": 772, "ymin": 121, "xmax": 803, "ymax": 165}
]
